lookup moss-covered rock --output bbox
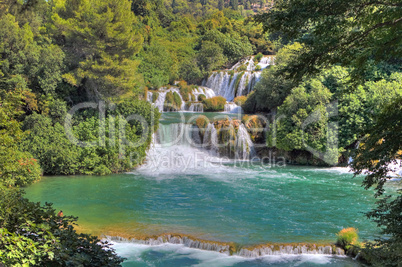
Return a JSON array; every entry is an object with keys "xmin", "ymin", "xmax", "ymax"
[
  {"xmin": 178, "ymin": 80, "xmax": 195, "ymax": 101},
  {"xmin": 152, "ymin": 91, "xmax": 159, "ymax": 103},
  {"xmin": 242, "ymin": 115, "xmax": 266, "ymax": 143},
  {"xmin": 198, "ymin": 94, "xmax": 206, "ymax": 102},
  {"xmin": 202, "ymin": 96, "xmax": 226, "ymax": 111},
  {"xmin": 164, "ymin": 91, "xmax": 182, "ymax": 111}
]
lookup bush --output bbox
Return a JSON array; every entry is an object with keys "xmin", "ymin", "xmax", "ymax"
[
  {"xmin": 234, "ymin": 96, "xmax": 247, "ymax": 106},
  {"xmin": 198, "ymin": 94, "xmax": 207, "ymax": 102},
  {"xmin": 195, "ymin": 115, "xmax": 210, "ymax": 139},
  {"xmin": 195, "ymin": 115, "xmax": 210, "ymax": 129},
  {"xmin": 152, "ymin": 91, "xmax": 159, "ymax": 103},
  {"xmin": 336, "ymin": 227, "xmax": 359, "ymax": 251},
  {"xmin": 202, "ymin": 96, "xmax": 226, "ymax": 111},
  {"xmin": 0, "ymin": 188, "xmax": 124, "ymax": 266},
  {"xmin": 255, "ymin": 65, "xmax": 262, "ymax": 71},
  {"xmin": 237, "ymin": 64, "xmax": 247, "ymax": 71},
  {"xmin": 178, "ymin": 81, "xmax": 195, "ymax": 101},
  {"xmin": 0, "ymin": 150, "xmax": 41, "ymax": 187},
  {"xmin": 164, "ymin": 91, "xmax": 182, "ymax": 111},
  {"xmin": 255, "ymin": 52, "xmax": 263, "ymax": 62}
]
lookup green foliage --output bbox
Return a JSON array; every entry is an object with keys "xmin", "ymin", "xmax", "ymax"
[
  {"xmin": 164, "ymin": 91, "xmax": 183, "ymax": 111},
  {"xmin": 52, "ymin": 0, "xmax": 143, "ymax": 99},
  {"xmin": 201, "ymin": 29, "xmax": 254, "ymax": 64},
  {"xmin": 0, "ymin": 187, "xmax": 124, "ymax": 266},
  {"xmin": 198, "ymin": 94, "xmax": 207, "ymax": 102},
  {"xmin": 234, "ymin": 96, "xmax": 247, "ymax": 106},
  {"xmin": 21, "ymin": 99, "xmax": 159, "ymax": 175},
  {"xmin": 0, "ymin": 89, "xmax": 42, "ymax": 187},
  {"xmin": 246, "ymin": 43, "xmax": 302, "ymax": 112},
  {"xmin": 0, "ymin": 14, "xmax": 65, "ymax": 96},
  {"xmin": 254, "ymin": 0, "xmax": 402, "ymax": 83},
  {"xmin": 178, "ymin": 81, "xmax": 195, "ymax": 101},
  {"xmin": 198, "ymin": 40, "xmax": 228, "ymax": 73},
  {"xmin": 202, "ymin": 96, "xmax": 226, "ymax": 111},
  {"xmin": 152, "ymin": 91, "xmax": 159, "ymax": 103},
  {"xmin": 254, "ymin": 52, "xmax": 263, "ymax": 62},
  {"xmin": 139, "ymin": 42, "xmax": 174, "ymax": 89},
  {"xmin": 336, "ymin": 227, "xmax": 360, "ymax": 254}
]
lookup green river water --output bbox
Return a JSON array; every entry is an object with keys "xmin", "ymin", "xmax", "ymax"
[{"xmin": 24, "ymin": 112, "xmax": 390, "ymax": 266}]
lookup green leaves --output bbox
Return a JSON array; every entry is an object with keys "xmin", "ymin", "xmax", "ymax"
[
  {"xmin": 0, "ymin": 187, "xmax": 124, "ymax": 266},
  {"xmin": 254, "ymin": 0, "xmax": 402, "ymax": 82},
  {"xmin": 52, "ymin": 0, "xmax": 144, "ymax": 99}
]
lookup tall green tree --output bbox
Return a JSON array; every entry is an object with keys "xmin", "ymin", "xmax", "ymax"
[
  {"xmin": 51, "ymin": 0, "xmax": 144, "ymax": 100},
  {"xmin": 254, "ymin": 0, "xmax": 402, "ymax": 82}
]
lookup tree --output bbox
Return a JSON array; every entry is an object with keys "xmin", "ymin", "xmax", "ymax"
[
  {"xmin": 230, "ymin": 0, "xmax": 239, "ymax": 10},
  {"xmin": 51, "ymin": 0, "xmax": 144, "ymax": 100},
  {"xmin": 218, "ymin": 0, "xmax": 224, "ymax": 10},
  {"xmin": 254, "ymin": 0, "xmax": 402, "ymax": 82},
  {"xmin": 350, "ymin": 98, "xmax": 402, "ymax": 266},
  {"xmin": 197, "ymin": 41, "xmax": 227, "ymax": 73}
]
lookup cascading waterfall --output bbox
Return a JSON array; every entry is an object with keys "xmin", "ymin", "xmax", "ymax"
[
  {"xmin": 236, "ymin": 124, "xmax": 256, "ymax": 160},
  {"xmin": 192, "ymin": 86, "xmax": 216, "ymax": 100},
  {"xmin": 188, "ymin": 103, "xmax": 204, "ymax": 112},
  {"xmin": 202, "ymin": 123, "xmax": 219, "ymax": 156},
  {"xmin": 224, "ymin": 103, "xmax": 242, "ymax": 114},
  {"xmin": 201, "ymin": 56, "xmax": 273, "ymax": 101},
  {"xmin": 200, "ymin": 122, "xmax": 256, "ymax": 160},
  {"xmin": 152, "ymin": 88, "xmax": 186, "ymax": 112},
  {"xmin": 106, "ymin": 235, "xmax": 345, "ymax": 258}
]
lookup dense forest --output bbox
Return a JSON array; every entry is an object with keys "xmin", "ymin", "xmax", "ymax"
[{"xmin": 0, "ymin": 0, "xmax": 401, "ymax": 265}]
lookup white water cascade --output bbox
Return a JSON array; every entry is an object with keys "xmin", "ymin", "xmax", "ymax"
[
  {"xmin": 187, "ymin": 103, "xmax": 204, "ymax": 112},
  {"xmin": 224, "ymin": 103, "xmax": 243, "ymax": 113},
  {"xmin": 201, "ymin": 56, "xmax": 273, "ymax": 101},
  {"xmin": 107, "ymin": 235, "xmax": 345, "ymax": 258},
  {"xmin": 152, "ymin": 87, "xmax": 186, "ymax": 112}
]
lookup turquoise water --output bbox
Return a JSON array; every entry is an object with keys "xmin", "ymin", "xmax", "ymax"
[
  {"xmin": 24, "ymin": 166, "xmax": 376, "ymax": 245},
  {"xmin": 23, "ymin": 112, "xmax": 380, "ymax": 266},
  {"xmin": 25, "ymin": 165, "xmax": 375, "ymax": 266}
]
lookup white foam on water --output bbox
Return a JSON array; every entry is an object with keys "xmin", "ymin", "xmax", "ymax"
[{"xmin": 111, "ymin": 242, "xmax": 356, "ymax": 267}]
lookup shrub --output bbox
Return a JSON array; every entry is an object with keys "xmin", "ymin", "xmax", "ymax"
[
  {"xmin": 195, "ymin": 115, "xmax": 210, "ymax": 139},
  {"xmin": 234, "ymin": 96, "xmax": 247, "ymax": 106},
  {"xmin": 164, "ymin": 91, "xmax": 182, "ymax": 111},
  {"xmin": 255, "ymin": 52, "xmax": 263, "ymax": 62},
  {"xmin": 255, "ymin": 65, "xmax": 262, "ymax": 71},
  {"xmin": 196, "ymin": 115, "xmax": 210, "ymax": 129},
  {"xmin": 202, "ymin": 96, "xmax": 226, "ymax": 111},
  {"xmin": 242, "ymin": 115, "xmax": 266, "ymax": 143},
  {"xmin": 173, "ymin": 92, "xmax": 182, "ymax": 109},
  {"xmin": 237, "ymin": 64, "xmax": 247, "ymax": 71},
  {"xmin": 198, "ymin": 94, "xmax": 207, "ymax": 102},
  {"xmin": 0, "ymin": 188, "xmax": 124, "ymax": 266},
  {"xmin": 336, "ymin": 227, "xmax": 359, "ymax": 251},
  {"xmin": 152, "ymin": 91, "xmax": 159, "ymax": 103},
  {"xmin": 178, "ymin": 81, "xmax": 195, "ymax": 101}
]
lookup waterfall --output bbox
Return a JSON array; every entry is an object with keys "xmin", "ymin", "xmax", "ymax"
[
  {"xmin": 106, "ymin": 235, "xmax": 345, "ymax": 258},
  {"xmin": 152, "ymin": 88, "xmax": 185, "ymax": 112},
  {"xmin": 201, "ymin": 56, "xmax": 273, "ymax": 101},
  {"xmin": 147, "ymin": 91, "xmax": 153, "ymax": 102},
  {"xmin": 192, "ymin": 86, "xmax": 216, "ymax": 100},
  {"xmin": 224, "ymin": 103, "xmax": 243, "ymax": 114},
  {"xmin": 188, "ymin": 103, "xmax": 204, "ymax": 112},
  {"xmin": 236, "ymin": 124, "xmax": 256, "ymax": 160},
  {"xmin": 202, "ymin": 123, "xmax": 219, "ymax": 156},
  {"xmin": 202, "ymin": 71, "xmax": 262, "ymax": 101}
]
